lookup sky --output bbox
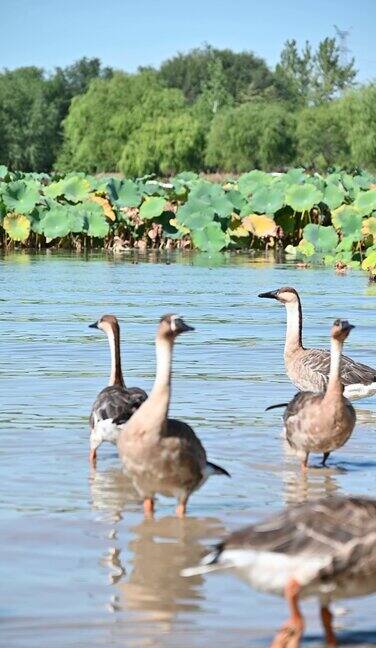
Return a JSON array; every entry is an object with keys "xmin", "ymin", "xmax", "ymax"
[{"xmin": 1, "ymin": 0, "xmax": 376, "ymax": 83}]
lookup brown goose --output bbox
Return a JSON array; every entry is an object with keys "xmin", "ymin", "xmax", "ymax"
[
  {"xmin": 89, "ymin": 315, "xmax": 147, "ymax": 466},
  {"xmin": 116, "ymin": 314, "xmax": 230, "ymax": 518},
  {"xmin": 258, "ymin": 286, "xmax": 376, "ymax": 401},
  {"xmin": 283, "ymin": 319, "xmax": 356, "ymax": 470},
  {"xmin": 183, "ymin": 495, "xmax": 376, "ymax": 648}
]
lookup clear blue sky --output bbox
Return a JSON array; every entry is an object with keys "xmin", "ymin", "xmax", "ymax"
[{"xmin": 2, "ymin": 0, "xmax": 376, "ymax": 83}]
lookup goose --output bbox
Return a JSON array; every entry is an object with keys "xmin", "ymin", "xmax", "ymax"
[
  {"xmin": 116, "ymin": 314, "xmax": 230, "ymax": 518},
  {"xmin": 182, "ymin": 495, "xmax": 376, "ymax": 648},
  {"xmin": 89, "ymin": 315, "xmax": 147, "ymax": 466},
  {"xmin": 283, "ymin": 319, "xmax": 356, "ymax": 471},
  {"xmin": 258, "ymin": 286, "xmax": 376, "ymax": 401}
]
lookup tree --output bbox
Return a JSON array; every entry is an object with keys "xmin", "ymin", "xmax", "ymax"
[
  {"xmin": 119, "ymin": 112, "xmax": 204, "ymax": 176},
  {"xmin": 158, "ymin": 45, "xmax": 274, "ymax": 103},
  {"xmin": 205, "ymin": 102, "xmax": 296, "ymax": 172},
  {"xmin": 296, "ymin": 102, "xmax": 349, "ymax": 170},
  {"xmin": 343, "ymin": 85, "xmax": 376, "ymax": 171},
  {"xmin": 275, "ymin": 37, "xmax": 357, "ymax": 106}
]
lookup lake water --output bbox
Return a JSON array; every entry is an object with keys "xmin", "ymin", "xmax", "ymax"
[{"xmin": 1, "ymin": 250, "xmax": 376, "ymax": 648}]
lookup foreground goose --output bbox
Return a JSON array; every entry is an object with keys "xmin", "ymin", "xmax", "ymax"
[
  {"xmin": 183, "ymin": 496, "xmax": 376, "ymax": 648},
  {"xmin": 116, "ymin": 314, "xmax": 230, "ymax": 517},
  {"xmin": 284, "ymin": 319, "xmax": 356, "ymax": 471},
  {"xmin": 258, "ymin": 286, "xmax": 376, "ymax": 400},
  {"xmin": 89, "ymin": 315, "xmax": 147, "ymax": 466}
]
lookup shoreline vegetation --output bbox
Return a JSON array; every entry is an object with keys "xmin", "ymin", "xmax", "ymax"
[{"xmin": 1, "ymin": 167, "xmax": 376, "ymax": 279}]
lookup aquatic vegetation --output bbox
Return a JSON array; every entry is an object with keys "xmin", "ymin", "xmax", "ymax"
[{"xmin": 1, "ymin": 166, "xmax": 376, "ymax": 277}]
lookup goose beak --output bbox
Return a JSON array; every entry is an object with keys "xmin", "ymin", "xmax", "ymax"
[
  {"xmin": 175, "ymin": 318, "xmax": 195, "ymax": 333},
  {"xmin": 258, "ymin": 290, "xmax": 279, "ymax": 300},
  {"xmin": 89, "ymin": 321, "xmax": 99, "ymax": 329}
]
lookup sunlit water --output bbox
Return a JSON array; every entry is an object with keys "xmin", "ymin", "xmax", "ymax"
[{"xmin": 1, "ymin": 250, "xmax": 376, "ymax": 648}]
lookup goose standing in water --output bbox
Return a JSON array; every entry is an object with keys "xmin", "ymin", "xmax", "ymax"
[
  {"xmin": 183, "ymin": 496, "xmax": 376, "ymax": 648},
  {"xmin": 258, "ymin": 287, "xmax": 376, "ymax": 400},
  {"xmin": 116, "ymin": 314, "xmax": 230, "ymax": 518},
  {"xmin": 89, "ymin": 315, "xmax": 147, "ymax": 466},
  {"xmin": 283, "ymin": 319, "xmax": 356, "ymax": 470}
]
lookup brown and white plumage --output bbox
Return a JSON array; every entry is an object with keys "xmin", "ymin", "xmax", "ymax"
[
  {"xmin": 89, "ymin": 315, "xmax": 147, "ymax": 466},
  {"xmin": 117, "ymin": 314, "xmax": 229, "ymax": 518},
  {"xmin": 183, "ymin": 496, "xmax": 376, "ymax": 647},
  {"xmin": 283, "ymin": 319, "xmax": 356, "ymax": 470},
  {"xmin": 258, "ymin": 286, "xmax": 376, "ymax": 401}
]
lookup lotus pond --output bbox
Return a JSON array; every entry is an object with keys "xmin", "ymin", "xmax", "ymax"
[{"xmin": 1, "ymin": 250, "xmax": 376, "ymax": 647}]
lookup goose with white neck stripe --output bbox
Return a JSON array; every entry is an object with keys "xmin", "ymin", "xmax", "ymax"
[
  {"xmin": 283, "ymin": 319, "xmax": 356, "ymax": 470},
  {"xmin": 89, "ymin": 315, "xmax": 147, "ymax": 467},
  {"xmin": 116, "ymin": 314, "xmax": 230, "ymax": 518},
  {"xmin": 258, "ymin": 287, "xmax": 376, "ymax": 401}
]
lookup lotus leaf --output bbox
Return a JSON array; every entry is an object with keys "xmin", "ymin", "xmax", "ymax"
[
  {"xmin": 284, "ymin": 168, "xmax": 306, "ymax": 184},
  {"xmin": 297, "ymin": 239, "xmax": 315, "ymax": 257},
  {"xmin": 354, "ymin": 190, "xmax": 376, "ymax": 216},
  {"xmin": 2, "ymin": 180, "xmax": 40, "ymax": 214},
  {"xmin": 141, "ymin": 181, "xmax": 167, "ymax": 197},
  {"xmin": 3, "ymin": 213, "xmax": 31, "ymax": 241},
  {"xmin": 177, "ymin": 198, "xmax": 214, "ymax": 230},
  {"xmin": 0, "ymin": 165, "xmax": 8, "ymax": 179},
  {"xmin": 362, "ymin": 250, "xmax": 376, "ymax": 272},
  {"xmin": 169, "ymin": 217, "xmax": 190, "ymax": 236},
  {"xmin": 285, "ymin": 184, "xmax": 323, "ymax": 212},
  {"xmin": 362, "ymin": 217, "xmax": 376, "ymax": 239},
  {"xmin": 322, "ymin": 183, "xmax": 345, "ymax": 210},
  {"xmin": 332, "ymin": 205, "xmax": 362, "ymax": 240},
  {"xmin": 175, "ymin": 171, "xmax": 198, "ymax": 182},
  {"xmin": 139, "ymin": 197, "xmax": 166, "ymax": 220},
  {"xmin": 191, "ymin": 221, "xmax": 227, "ymax": 253},
  {"xmin": 45, "ymin": 176, "xmax": 91, "ymax": 203},
  {"xmin": 90, "ymin": 195, "xmax": 116, "ymax": 221},
  {"xmin": 336, "ymin": 236, "xmax": 356, "ymax": 252},
  {"xmin": 189, "ymin": 181, "xmax": 233, "ymax": 218},
  {"xmin": 41, "ymin": 205, "xmax": 71, "ymax": 239},
  {"xmin": 67, "ymin": 207, "xmax": 86, "ymax": 233},
  {"xmin": 227, "ymin": 189, "xmax": 246, "ymax": 212},
  {"xmin": 238, "ymin": 170, "xmax": 271, "ymax": 197},
  {"xmin": 303, "ymin": 223, "xmax": 338, "ymax": 252},
  {"xmin": 242, "ymin": 214, "xmax": 277, "ymax": 237},
  {"xmin": 250, "ymin": 186, "xmax": 284, "ymax": 215},
  {"xmin": 115, "ymin": 180, "xmax": 142, "ymax": 208}
]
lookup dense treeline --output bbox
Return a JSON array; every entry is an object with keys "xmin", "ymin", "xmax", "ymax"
[{"xmin": 1, "ymin": 39, "xmax": 376, "ymax": 175}]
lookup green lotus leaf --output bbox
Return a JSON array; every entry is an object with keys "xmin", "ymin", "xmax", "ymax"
[
  {"xmin": 189, "ymin": 181, "xmax": 233, "ymax": 218},
  {"xmin": 0, "ymin": 165, "xmax": 8, "ymax": 179},
  {"xmin": 297, "ymin": 239, "xmax": 315, "ymax": 257},
  {"xmin": 2, "ymin": 180, "xmax": 40, "ymax": 214},
  {"xmin": 42, "ymin": 206, "xmax": 71, "ymax": 239},
  {"xmin": 177, "ymin": 198, "xmax": 214, "ymax": 230},
  {"xmin": 353, "ymin": 173, "xmax": 373, "ymax": 191},
  {"xmin": 191, "ymin": 221, "xmax": 227, "ymax": 253},
  {"xmin": 67, "ymin": 206, "xmax": 86, "ymax": 233},
  {"xmin": 284, "ymin": 168, "xmax": 306, "ymax": 184},
  {"xmin": 303, "ymin": 223, "xmax": 338, "ymax": 253},
  {"xmin": 362, "ymin": 250, "xmax": 376, "ymax": 271},
  {"xmin": 174, "ymin": 171, "xmax": 199, "ymax": 182},
  {"xmin": 171, "ymin": 178, "xmax": 188, "ymax": 199},
  {"xmin": 250, "ymin": 186, "xmax": 284, "ymax": 215},
  {"xmin": 3, "ymin": 213, "xmax": 31, "ymax": 241},
  {"xmin": 322, "ymin": 183, "xmax": 345, "ymax": 210},
  {"xmin": 336, "ymin": 236, "xmax": 356, "ymax": 252},
  {"xmin": 226, "ymin": 189, "xmax": 246, "ymax": 212},
  {"xmin": 305, "ymin": 175, "xmax": 325, "ymax": 193},
  {"xmin": 140, "ymin": 181, "xmax": 167, "ymax": 197},
  {"xmin": 45, "ymin": 175, "xmax": 91, "ymax": 203},
  {"xmin": 332, "ymin": 204, "xmax": 362, "ymax": 240},
  {"xmin": 116, "ymin": 179, "xmax": 142, "ymax": 208},
  {"xmin": 238, "ymin": 170, "xmax": 271, "ymax": 197},
  {"xmin": 139, "ymin": 196, "xmax": 166, "ymax": 220},
  {"xmin": 80, "ymin": 202, "xmax": 109, "ymax": 237},
  {"xmin": 285, "ymin": 184, "xmax": 323, "ymax": 212},
  {"xmin": 325, "ymin": 172, "xmax": 342, "ymax": 185},
  {"xmin": 341, "ymin": 174, "xmax": 355, "ymax": 191},
  {"xmin": 106, "ymin": 177, "xmax": 123, "ymax": 203},
  {"xmin": 354, "ymin": 190, "xmax": 376, "ymax": 216}
]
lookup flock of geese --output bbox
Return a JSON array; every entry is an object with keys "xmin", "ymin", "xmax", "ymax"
[{"xmin": 89, "ymin": 286, "xmax": 376, "ymax": 648}]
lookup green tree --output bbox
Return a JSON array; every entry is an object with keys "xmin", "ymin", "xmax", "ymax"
[
  {"xmin": 119, "ymin": 111, "xmax": 203, "ymax": 176},
  {"xmin": 205, "ymin": 102, "xmax": 296, "ymax": 172},
  {"xmin": 343, "ymin": 85, "xmax": 376, "ymax": 171},
  {"xmin": 296, "ymin": 102, "xmax": 349, "ymax": 170},
  {"xmin": 158, "ymin": 45, "xmax": 274, "ymax": 103},
  {"xmin": 313, "ymin": 37, "xmax": 357, "ymax": 103},
  {"xmin": 274, "ymin": 39, "xmax": 313, "ymax": 105}
]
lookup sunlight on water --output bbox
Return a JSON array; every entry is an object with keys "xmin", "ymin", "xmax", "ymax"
[{"xmin": 1, "ymin": 250, "xmax": 376, "ymax": 647}]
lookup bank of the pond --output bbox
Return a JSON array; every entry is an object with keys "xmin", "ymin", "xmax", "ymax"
[{"xmin": 1, "ymin": 167, "xmax": 376, "ymax": 279}]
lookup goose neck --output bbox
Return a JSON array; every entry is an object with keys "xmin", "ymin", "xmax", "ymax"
[
  {"xmin": 325, "ymin": 337, "xmax": 343, "ymax": 396},
  {"xmin": 149, "ymin": 335, "xmax": 173, "ymax": 412},
  {"xmin": 284, "ymin": 299, "xmax": 303, "ymax": 354},
  {"xmin": 107, "ymin": 324, "xmax": 125, "ymax": 388}
]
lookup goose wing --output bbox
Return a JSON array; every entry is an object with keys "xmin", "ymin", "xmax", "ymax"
[
  {"xmin": 90, "ymin": 385, "xmax": 147, "ymax": 428},
  {"xmin": 217, "ymin": 497, "xmax": 376, "ymax": 560},
  {"xmin": 300, "ymin": 349, "xmax": 376, "ymax": 389},
  {"xmin": 283, "ymin": 391, "xmax": 321, "ymax": 422}
]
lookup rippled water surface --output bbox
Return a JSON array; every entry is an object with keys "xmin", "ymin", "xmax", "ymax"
[{"xmin": 1, "ymin": 251, "xmax": 376, "ymax": 648}]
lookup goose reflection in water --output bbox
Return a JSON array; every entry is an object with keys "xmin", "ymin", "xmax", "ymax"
[
  {"xmin": 282, "ymin": 465, "xmax": 341, "ymax": 506},
  {"xmin": 89, "ymin": 464, "xmax": 140, "ymax": 523}
]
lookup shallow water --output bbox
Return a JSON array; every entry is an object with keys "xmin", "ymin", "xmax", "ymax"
[{"xmin": 1, "ymin": 250, "xmax": 376, "ymax": 648}]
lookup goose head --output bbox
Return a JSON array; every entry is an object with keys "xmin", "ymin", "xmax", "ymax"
[
  {"xmin": 89, "ymin": 314, "xmax": 120, "ymax": 336},
  {"xmin": 331, "ymin": 319, "xmax": 355, "ymax": 342},
  {"xmin": 158, "ymin": 314, "xmax": 195, "ymax": 340},
  {"xmin": 258, "ymin": 286, "xmax": 300, "ymax": 305}
]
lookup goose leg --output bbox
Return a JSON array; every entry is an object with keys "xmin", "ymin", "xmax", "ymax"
[
  {"xmin": 270, "ymin": 579, "xmax": 304, "ymax": 648},
  {"xmin": 320, "ymin": 605, "xmax": 337, "ymax": 647},
  {"xmin": 89, "ymin": 448, "xmax": 97, "ymax": 467},
  {"xmin": 143, "ymin": 497, "xmax": 154, "ymax": 518},
  {"xmin": 322, "ymin": 452, "xmax": 330, "ymax": 467},
  {"xmin": 300, "ymin": 453, "xmax": 309, "ymax": 473},
  {"xmin": 176, "ymin": 497, "xmax": 188, "ymax": 518}
]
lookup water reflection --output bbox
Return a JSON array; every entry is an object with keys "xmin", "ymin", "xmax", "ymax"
[
  {"xmin": 282, "ymin": 467, "xmax": 341, "ymax": 505},
  {"xmin": 89, "ymin": 464, "xmax": 140, "ymax": 523}
]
